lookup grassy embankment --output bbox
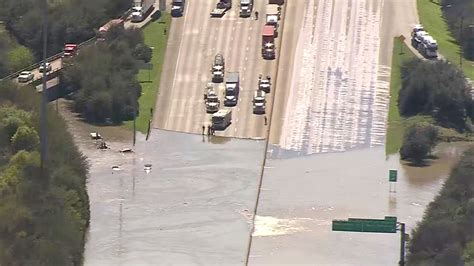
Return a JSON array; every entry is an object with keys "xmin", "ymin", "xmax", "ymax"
[
  {"xmin": 417, "ymin": 0, "xmax": 474, "ymax": 80},
  {"xmin": 385, "ymin": 38, "xmax": 418, "ymax": 155},
  {"xmin": 385, "ymin": 38, "xmax": 474, "ymax": 155},
  {"xmin": 124, "ymin": 13, "xmax": 171, "ymax": 133}
]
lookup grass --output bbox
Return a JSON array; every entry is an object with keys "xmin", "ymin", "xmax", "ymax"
[
  {"xmin": 124, "ymin": 12, "xmax": 171, "ymax": 133},
  {"xmin": 385, "ymin": 38, "xmax": 417, "ymax": 155},
  {"xmin": 385, "ymin": 38, "xmax": 474, "ymax": 155},
  {"xmin": 417, "ymin": 0, "xmax": 474, "ymax": 80}
]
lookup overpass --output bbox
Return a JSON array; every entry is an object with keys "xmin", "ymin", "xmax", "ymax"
[{"xmin": 1, "ymin": 2, "xmax": 159, "ymax": 94}]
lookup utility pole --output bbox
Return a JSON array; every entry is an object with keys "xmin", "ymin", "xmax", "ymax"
[
  {"xmin": 133, "ymin": 101, "xmax": 137, "ymax": 146},
  {"xmin": 40, "ymin": 0, "xmax": 49, "ymax": 176},
  {"xmin": 460, "ymin": 16, "xmax": 464, "ymax": 68},
  {"xmin": 399, "ymin": 223, "xmax": 406, "ymax": 266}
]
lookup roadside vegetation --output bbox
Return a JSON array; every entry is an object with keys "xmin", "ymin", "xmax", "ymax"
[
  {"xmin": 61, "ymin": 26, "xmax": 152, "ymax": 125},
  {"xmin": 386, "ymin": 38, "xmax": 417, "ymax": 154},
  {"xmin": 124, "ymin": 13, "xmax": 171, "ymax": 133},
  {"xmin": 0, "ymin": 81, "xmax": 89, "ymax": 265},
  {"xmin": 417, "ymin": 0, "xmax": 474, "ymax": 80},
  {"xmin": 0, "ymin": 0, "xmax": 130, "ymax": 60},
  {"xmin": 407, "ymin": 147, "xmax": 474, "ymax": 265},
  {"xmin": 386, "ymin": 37, "xmax": 474, "ymax": 157},
  {"xmin": 0, "ymin": 24, "xmax": 34, "ymax": 77},
  {"xmin": 397, "ymin": 59, "xmax": 473, "ymax": 163}
]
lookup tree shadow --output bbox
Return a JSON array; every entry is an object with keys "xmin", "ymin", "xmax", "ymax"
[
  {"xmin": 404, "ymin": 160, "xmax": 432, "ymax": 167},
  {"xmin": 150, "ymin": 10, "xmax": 162, "ymax": 22}
]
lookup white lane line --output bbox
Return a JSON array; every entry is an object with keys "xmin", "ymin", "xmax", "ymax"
[{"xmin": 170, "ymin": 8, "xmax": 190, "ymax": 93}]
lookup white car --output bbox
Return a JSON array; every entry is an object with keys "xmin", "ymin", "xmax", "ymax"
[
  {"xmin": 39, "ymin": 62, "xmax": 52, "ymax": 73},
  {"xmin": 17, "ymin": 71, "xmax": 34, "ymax": 83}
]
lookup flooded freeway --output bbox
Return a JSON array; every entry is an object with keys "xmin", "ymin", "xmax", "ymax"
[
  {"xmin": 82, "ymin": 129, "xmax": 265, "ymax": 265},
  {"xmin": 248, "ymin": 142, "xmax": 472, "ymax": 265}
]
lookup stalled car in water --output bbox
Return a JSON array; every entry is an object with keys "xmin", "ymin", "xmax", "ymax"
[{"xmin": 17, "ymin": 71, "xmax": 34, "ymax": 83}]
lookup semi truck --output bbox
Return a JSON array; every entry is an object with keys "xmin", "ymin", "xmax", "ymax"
[
  {"xmin": 171, "ymin": 0, "xmax": 185, "ymax": 17},
  {"xmin": 97, "ymin": 19, "xmax": 124, "ymax": 41},
  {"xmin": 204, "ymin": 83, "xmax": 220, "ymax": 113},
  {"xmin": 131, "ymin": 0, "xmax": 154, "ymax": 22},
  {"xmin": 266, "ymin": 4, "xmax": 281, "ymax": 21},
  {"xmin": 212, "ymin": 109, "xmax": 232, "ymax": 130},
  {"xmin": 411, "ymin": 26, "xmax": 438, "ymax": 59},
  {"xmin": 224, "ymin": 72, "xmax": 240, "ymax": 106},
  {"xmin": 211, "ymin": 53, "xmax": 225, "ymax": 82},
  {"xmin": 253, "ymin": 90, "xmax": 266, "ymax": 114},
  {"xmin": 239, "ymin": 0, "xmax": 253, "ymax": 17},
  {"xmin": 210, "ymin": 0, "xmax": 232, "ymax": 17},
  {"xmin": 262, "ymin": 25, "xmax": 276, "ymax": 60}
]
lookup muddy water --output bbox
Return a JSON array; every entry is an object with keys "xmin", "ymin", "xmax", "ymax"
[
  {"xmin": 59, "ymin": 99, "xmax": 470, "ymax": 265},
  {"xmin": 81, "ymin": 129, "xmax": 265, "ymax": 265},
  {"xmin": 248, "ymin": 142, "xmax": 472, "ymax": 265}
]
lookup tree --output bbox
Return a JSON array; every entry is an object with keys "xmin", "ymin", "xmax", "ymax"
[
  {"xmin": 11, "ymin": 125, "xmax": 39, "ymax": 152},
  {"xmin": 399, "ymin": 59, "xmax": 473, "ymax": 131},
  {"xmin": 133, "ymin": 43, "xmax": 152, "ymax": 63},
  {"xmin": 400, "ymin": 124, "xmax": 439, "ymax": 164},
  {"xmin": 8, "ymin": 46, "xmax": 34, "ymax": 71}
]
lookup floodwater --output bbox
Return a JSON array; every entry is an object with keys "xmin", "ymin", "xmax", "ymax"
[
  {"xmin": 82, "ymin": 129, "xmax": 265, "ymax": 265},
  {"xmin": 59, "ymin": 100, "xmax": 471, "ymax": 265},
  {"xmin": 248, "ymin": 142, "xmax": 473, "ymax": 265}
]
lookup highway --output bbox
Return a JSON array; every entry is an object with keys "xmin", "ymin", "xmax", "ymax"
[{"xmin": 153, "ymin": 0, "xmax": 281, "ymax": 139}]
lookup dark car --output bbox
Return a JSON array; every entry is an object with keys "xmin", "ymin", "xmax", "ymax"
[{"xmin": 171, "ymin": 0, "xmax": 185, "ymax": 17}]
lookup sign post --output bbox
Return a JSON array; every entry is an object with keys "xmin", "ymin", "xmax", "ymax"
[
  {"xmin": 332, "ymin": 216, "xmax": 407, "ymax": 265},
  {"xmin": 389, "ymin": 169, "xmax": 398, "ymax": 192}
]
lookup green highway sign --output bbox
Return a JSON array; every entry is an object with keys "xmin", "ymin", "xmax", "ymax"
[
  {"xmin": 389, "ymin": 169, "xmax": 398, "ymax": 182},
  {"xmin": 332, "ymin": 216, "xmax": 397, "ymax": 233}
]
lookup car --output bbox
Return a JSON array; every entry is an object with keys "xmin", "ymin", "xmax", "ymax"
[
  {"xmin": 39, "ymin": 62, "xmax": 52, "ymax": 73},
  {"xmin": 17, "ymin": 71, "xmax": 34, "ymax": 83}
]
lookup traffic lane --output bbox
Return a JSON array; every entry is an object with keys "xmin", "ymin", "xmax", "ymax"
[
  {"xmin": 157, "ymin": 0, "xmax": 215, "ymax": 132},
  {"xmin": 211, "ymin": 0, "xmax": 279, "ymax": 139},
  {"xmin": 379, "ymin": 0, "xmax": 419, "ymax": 67},
  {"xmin": 268, "ymin": 0, "xmax": 301, "ymax": 145},
  {"xmin": 152, "ymin": 2, "xmax": 187, "ymax": 129},
  {"xmin": 154, "ymin": 0, "xmax": 273, "ymax": 139}
]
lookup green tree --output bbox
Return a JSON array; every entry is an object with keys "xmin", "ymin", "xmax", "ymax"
[
  {"xmin": 400, "ymin": 124, "xmax": 439, "ymax": 164},
  {"xmin": 399, "ymin": 59, "xmax": 473, "ymax": 131},
  {"xmin": 7, "ymin": 46, "xmax": 34, "ymax": 71},
  {"xmin": 11, "ymin": 125, "xmax": 39, "ymax": 152}
]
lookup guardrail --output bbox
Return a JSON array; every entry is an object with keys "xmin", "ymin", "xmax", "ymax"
[{"xmin": 0, "ymin": 8, "xmax": 132, "ymax": 81}]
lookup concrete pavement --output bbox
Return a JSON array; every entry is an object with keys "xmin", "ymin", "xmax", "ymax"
[{"xmin": 153, "ymin": 0, "xmax": 280, "ymax": 139}]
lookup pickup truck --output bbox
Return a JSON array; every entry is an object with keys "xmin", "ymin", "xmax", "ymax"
[{"xmin": 210, "ymin": 0, "xmax": 232, "ymax": 17}]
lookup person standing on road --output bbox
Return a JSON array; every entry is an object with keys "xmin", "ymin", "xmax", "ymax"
[
  {"xmin": 264, "ymin": 116, "xmax": 268, "ymax": 126},
  {"xmin": 254, "ymin": 11, "xmax": 259, "ymax": 20},
  {"xmin": 202, "ymin": 125, "xmax": 205, "ymax": 135}
]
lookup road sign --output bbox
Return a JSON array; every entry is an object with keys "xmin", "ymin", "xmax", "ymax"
[
  {"xmin": 389, "ymin": 169, "xmax": 398, "ymax": 182},
  {"xmin": 332, "ymin": 217, "xmax": 397, "ymax": 233}
]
